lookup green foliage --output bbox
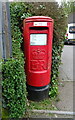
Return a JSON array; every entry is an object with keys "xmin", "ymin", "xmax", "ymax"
[
  {"xmin": 27, "ymin": 98, "xmax": 57, "ymax": 110},
  {"xmin": 49, "ymin": 43, "xmax": 64, "ymax": 97},
  {"xmin": 10, "ymin": 2, "xmax": 32, "ymax": 27},
  {"xmin": 61, "ymin": 1, "xmax": 75, "ymax": 17},
  {"xmin": 2, "ymin": 58, "xmax": 26, "ymax": 118},
  {"xmin": 2, "ymin": 108, "xmax": 9, "ymax": 118}
]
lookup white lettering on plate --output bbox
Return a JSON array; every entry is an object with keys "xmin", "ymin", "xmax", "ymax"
[{"xmin": 34, "ymin": 22, "xmax": 47, "ymax": 26}]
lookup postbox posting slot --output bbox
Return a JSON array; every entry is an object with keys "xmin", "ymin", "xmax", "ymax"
[{"xmin": 30, "ymin": 27, "xmax": 48, "ymax": 30}]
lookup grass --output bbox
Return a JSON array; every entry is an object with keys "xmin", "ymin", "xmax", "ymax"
[
  {"xmin": 23, "ymin": 97, "xmax": 60, "ymax": 118},
  {"xmin": 2, "ymin": 108, "xmax": 9, "ymax": 119},
  {"xmin": 27, "ymin": 97, "xmax": 58, "ymax": 110}
]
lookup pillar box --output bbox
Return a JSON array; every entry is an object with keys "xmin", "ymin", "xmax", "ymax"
[{"xmin": 23, "ymin": 16, "xmax": 54, "ymax": 101}]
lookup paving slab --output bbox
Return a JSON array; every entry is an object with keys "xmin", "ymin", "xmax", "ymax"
[
  {"xmin": 56, "ymin": 81, "xmax": 73, "ymax": 112},
  {"xmin": 56, "ymin": 45, "xmax": 74, "ymax": 113},
  {"xmin": 59, "ymin": 45, "xmax": 74, "ymax": 81}
]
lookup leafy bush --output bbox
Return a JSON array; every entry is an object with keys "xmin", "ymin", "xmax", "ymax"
[{"xmin": 2, "ymin": 59, "xmax": 26, "ymax": 118}]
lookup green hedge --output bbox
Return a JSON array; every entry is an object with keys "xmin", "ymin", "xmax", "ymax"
[{"xmin": 2, "ymin": 58, "xmax": 26, "ymax": 118}]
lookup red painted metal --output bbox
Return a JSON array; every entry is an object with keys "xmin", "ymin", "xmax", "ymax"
[{"xmin": 23, "ymin": 16, "xmax": 54, "ymax": 87}]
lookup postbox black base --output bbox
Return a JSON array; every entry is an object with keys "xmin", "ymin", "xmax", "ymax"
[{"xmin": 27, "ymin": 84, "xmax": 50, "ymax": 101}]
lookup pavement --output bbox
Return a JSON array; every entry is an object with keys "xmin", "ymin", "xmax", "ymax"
[
  {"xmin": 55, "ymin": 45, "xmax": 74, "ymax": 118},
  {"xmin": 56, "ymin": 80, "xmax": 73, "ymax": 112},
  {"xmin": 59, "ymin": 45, "xmax": 73, "ymax": 81},
  {"xmin": 54, "ymin": 80, "xmax": 74, "ymax": 118}
]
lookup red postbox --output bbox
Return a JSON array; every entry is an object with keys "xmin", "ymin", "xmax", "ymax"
[{"xmin": 23, "ymin": 16, "xmax": 54, "ymax": 101}]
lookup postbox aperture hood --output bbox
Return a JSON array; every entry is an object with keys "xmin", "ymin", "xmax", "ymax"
[{"xmin": 25, "ymin": 16, "xmax": 53, "ymax": 22}]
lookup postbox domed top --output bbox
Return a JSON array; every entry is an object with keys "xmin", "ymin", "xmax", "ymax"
[{"xmin": 25, "ymin": 16, "xmax": 53, "ymax": 22}]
